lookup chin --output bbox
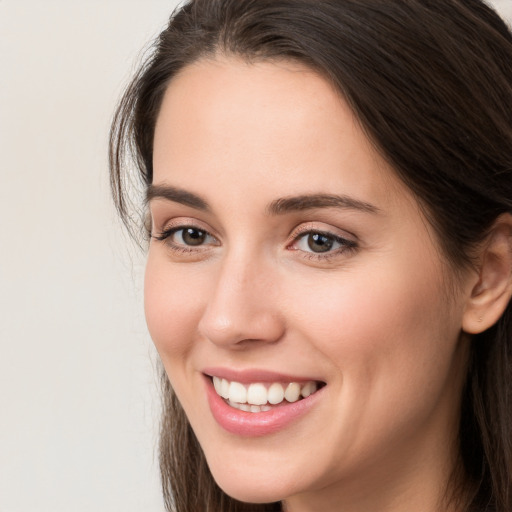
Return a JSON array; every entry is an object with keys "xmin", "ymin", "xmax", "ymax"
[
  {"xmin": 212, "ymin": 473, "xmax": 286, "ymax": 504},
  {"xmin": 205, "ymin": 454, "xmax": 299, "ymax": 504}
]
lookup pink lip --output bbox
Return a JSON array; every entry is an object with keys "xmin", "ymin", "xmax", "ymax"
[
  {"xmin": 202, "ymin": 366, "xmax": 323, "ymax": 384},
  {"xmin": 203, "ymin": 374, "xmax": 325, "ymax": 437}
]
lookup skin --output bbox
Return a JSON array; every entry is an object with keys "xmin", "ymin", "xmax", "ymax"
[{"xmin": 145, "ymin": 57, "xmax": 475, "ymax": 512}]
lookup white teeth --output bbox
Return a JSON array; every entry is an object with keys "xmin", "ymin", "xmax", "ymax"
[
  {"xmin": 228, "ymin": 400, "xmax": 272, "ymax": 413},
  {"xmin": 301, "ymin": 381, "xmax": 317, "ymax": 398},
  {"xmin": 228, "ymin": 381, "xmax": 247, "ymax": 403},
  {"xmin": 267, "ymin": 383, "xmax": 285, "ymax": 404},
  {"xmin": 213, "ymin": 376, "xmax": 222, "ymax": 395},
  {"xmin": 284, "ymin": 382, "xmax": 301, "ymax": 403},
  {"xmin": 247, "ymin": 383, "xmax": 267, "ymax": 405},
  {"xmin": 212, "ymin": 376, "xmax": 320, "ymax": 410},
  {"xmin": 220, "ymin": 378, "xmax": 230, "ymax": 399}
]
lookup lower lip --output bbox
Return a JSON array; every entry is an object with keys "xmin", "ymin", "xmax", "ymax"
[{"xmin": 204, "ymin": 376, "xmax": 324, "ymax": 437}]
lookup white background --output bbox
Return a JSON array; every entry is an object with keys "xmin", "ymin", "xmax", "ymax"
[{"xmin": 1, "ymin": 1, "xmax": 511, "ymax": 511}]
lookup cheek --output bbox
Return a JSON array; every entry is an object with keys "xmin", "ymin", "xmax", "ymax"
[
  {"xmin": 282, "ymin": 259, "xmax": 465, "ymax": 470},
  {"xmin": 143, "ymin": 253, "xmax": 204, "ymax": 361},
  {"xmin": 288, "ymin": 256, "xmax": 459, "ymax": 400}
]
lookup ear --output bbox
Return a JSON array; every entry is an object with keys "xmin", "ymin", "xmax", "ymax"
[{"xmin": 462, "ymin": 214, "xmax": 512, "ymax": 334}]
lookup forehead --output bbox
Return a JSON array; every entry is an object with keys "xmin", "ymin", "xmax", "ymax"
[{"xmin": 152, "ymin": 56, "xmax": 409, "ymax": 212}]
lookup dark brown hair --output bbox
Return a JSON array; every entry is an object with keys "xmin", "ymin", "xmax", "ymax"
[{"xmin": 109, "ymin": 1, "xmax": 512, "ymax": 510}]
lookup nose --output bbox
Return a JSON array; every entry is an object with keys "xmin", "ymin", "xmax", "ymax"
[{"xmin": 197, "ymin": 253, "xmax": 286, "ymax": 349}]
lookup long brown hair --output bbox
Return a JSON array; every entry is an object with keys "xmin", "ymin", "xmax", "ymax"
[{"xmin": 109, "ymin": 1, "xmax": 512, "ymax": 510}]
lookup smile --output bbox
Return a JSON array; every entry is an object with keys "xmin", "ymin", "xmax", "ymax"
[
  {"xmin": 212, "ymin": 376, "xmax": 319, "ymax": 412},
  {"xmin": 203, "ymin": 368, "xmax": 326, "ymax": 436}
]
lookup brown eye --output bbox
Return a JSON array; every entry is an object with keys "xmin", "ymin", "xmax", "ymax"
[
  {"xmin": 307, "ymin": 233, "xmax": 334, "ymax": 253},
  {"xmin": 154, "ymin": 225, "xmax": 217, "ymax": 248},
  {"xmin": 293, "ymin": 230, "xmax": 357, "ymax": 256},
  {"xmin": 181, "ymin": 227, "xmax": 207, "ymax": 246}
]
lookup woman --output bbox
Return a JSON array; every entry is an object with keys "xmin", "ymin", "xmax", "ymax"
[{"xmin": 109, "ymin": 1, "xmax": 512, "ymax": 511}]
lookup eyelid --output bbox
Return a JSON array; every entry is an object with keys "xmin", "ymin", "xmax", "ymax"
[
  {"xmin": 152, "ymin": 217, "xmax": 218, "ymax": 238},
  {"xmin": 288, "ymin": 222, "xmax": 357, "ymax": 244},
  {"xmin": 287, "ymin": 222, "xmax": 358, "ymax": 259},
  {"xmin": 153, "ymin": 226, "xmax": 211, "ymax": 242},
  {"xmin": 152, "ymin": 217, "xmax": 220, "ymax": 251}
]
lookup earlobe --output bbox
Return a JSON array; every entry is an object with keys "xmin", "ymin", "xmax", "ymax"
[{"xmin": 462, "ymin": 214, "xmax": 512, "ymax": 334}]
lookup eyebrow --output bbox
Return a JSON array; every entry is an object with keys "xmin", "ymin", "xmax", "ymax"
[
  {"xmin": 146, "ymin": 184, "xmax": 210, "ymax": 211},
  {"xmin": 146, "ymin": 184, "xmax": 380, "ymax": 215},
  {"xmin": 267, "ymin": 194, "xmax": 380, "ymax": 215}
]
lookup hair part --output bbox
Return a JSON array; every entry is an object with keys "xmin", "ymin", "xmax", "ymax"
[{"xmin": 109, "ymin": 1, "xmax": 512, "ymax": 511}]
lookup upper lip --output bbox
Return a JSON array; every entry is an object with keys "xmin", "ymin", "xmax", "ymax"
[{"xmin": 202, "ymin": 366, "xmax": 325, "ymax": 384}]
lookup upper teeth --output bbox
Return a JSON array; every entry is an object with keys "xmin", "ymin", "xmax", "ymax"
[{"xmin": 212, "ymin": 376, "xmax": 318, "ymax": 406}]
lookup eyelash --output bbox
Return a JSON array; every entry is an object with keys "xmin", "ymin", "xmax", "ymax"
[
  {"xmin": 153, "ymin": 225, "xmax": 218, "ymax": 254},
  {"xmin": 153, "ymin": 225, "xmax": 358, "ymax": 260},
  {"xmin": 288, "ymin": 228, "xmax": 358, "ymax": 261}
]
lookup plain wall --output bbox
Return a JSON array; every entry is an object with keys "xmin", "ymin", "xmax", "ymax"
[
  {"xmin": 0, "ymin": 2, "xmax": 180, "ymax": 511},
  {"xmin": 1, "ymin": 1, "xmax": 511, "ymax": 511}
]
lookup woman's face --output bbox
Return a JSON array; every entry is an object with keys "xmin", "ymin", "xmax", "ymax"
[{"xmin": 146, "ymin": 57, "xmax": 470, "ymax": 509}]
